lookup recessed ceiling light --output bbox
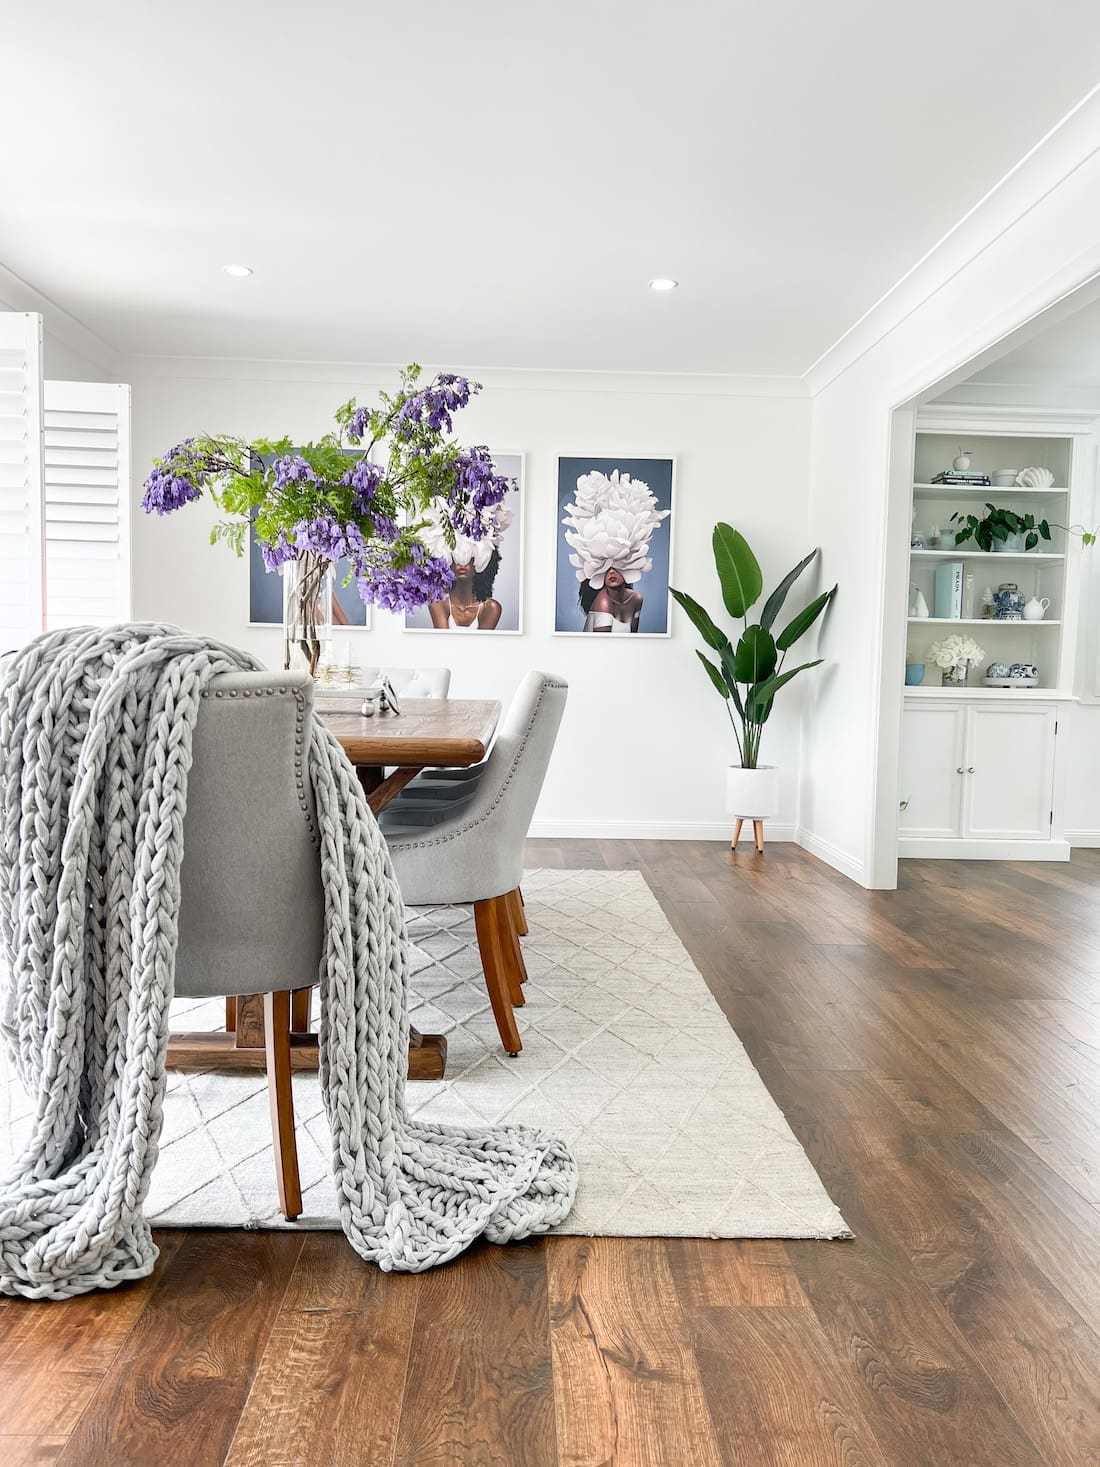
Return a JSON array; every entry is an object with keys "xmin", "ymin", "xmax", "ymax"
[
  {"xmin": 223, "ymin": 264, "xmax": 254, "ymax": 278},
  {"xmin": 649, "ymin": 277, "xmax": 678, "ymax": 291}
]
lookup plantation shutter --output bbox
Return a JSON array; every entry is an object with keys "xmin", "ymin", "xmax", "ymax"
[
  {"xmin": 42, "ymin": 380, "xmax": 132, "ymax": 628},
  {"xmin": 0, "ymin": 312, "xmax": 45, "ymax": 653}
]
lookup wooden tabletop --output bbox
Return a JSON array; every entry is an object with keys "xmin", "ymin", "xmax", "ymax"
[{"xmin": 318, "ymin": 697, "xmax": 501, "ymax": 769}]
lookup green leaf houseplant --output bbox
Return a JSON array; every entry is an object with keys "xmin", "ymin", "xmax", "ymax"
[
  {"xmin": 949, "ymin": 503, "xmax": 1099, "ymax": 552},
  {"xmin": 671, "ymin": 525, "xmax": 837, "ymax": 835}
]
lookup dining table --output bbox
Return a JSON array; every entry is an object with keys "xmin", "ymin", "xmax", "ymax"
[{"xmin": 166, "ymin": 695, "xmax": 502, "ymax": 1082}]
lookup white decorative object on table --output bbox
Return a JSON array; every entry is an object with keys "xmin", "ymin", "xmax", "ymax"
[{"xmin": 1015, "ymin": 466, "xmax": 1055, "ymax": 488}]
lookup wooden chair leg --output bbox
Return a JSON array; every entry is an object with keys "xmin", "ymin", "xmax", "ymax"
[
  {"xmin": 753, "ymin": 820, "xmax": 765, "ymax": 853},
  {"xmin": 264, "ymin": 990, "xmax": 302, "ymax": 1220},
  {"xmin": 290, "ymin": 987, "xmax": 312, "ymax": 1032},
  {"xmin": 225, "ymin": 996, "xmax": 237, "ymax": 1032},
  {"xmin": 473, "ymin": 895, "xmax": 523, "ymax": 1056},
  {"xmin": 503, "ymin": 892, "xmax": 527, "ymax": 1007},
  {"xmin": 731, "ymin": 818, "xmax": 744, "ymax": 850},
  {"xmin": 509, "ymin": 886, "xmax": 529, "ymax": 939}
]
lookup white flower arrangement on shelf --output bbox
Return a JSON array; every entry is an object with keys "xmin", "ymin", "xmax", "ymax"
[{"xmin": 927, "ymin": 633, "xmax": 984, "ymax": 671}]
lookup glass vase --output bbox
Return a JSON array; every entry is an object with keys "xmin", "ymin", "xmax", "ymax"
[
  {"xmin": 283, "ymin": 550, "xmax": 334, "ymax": 676},
  {"xmin": 941, "ymin": 661, "xmax": 970, "ymax": 688}
]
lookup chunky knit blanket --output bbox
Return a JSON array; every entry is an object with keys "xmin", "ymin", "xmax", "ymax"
[{"xmin": 0, "ymin": 625, "xmax": 576, "ymax": 1298}]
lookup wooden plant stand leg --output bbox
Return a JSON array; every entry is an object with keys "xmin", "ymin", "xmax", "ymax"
[
  {"xmin": 264, "ymin": 990, "xmax": 302, "ymax": 1221},
  {"xmin": 753, "ymin": 820, "xmax": 765, "ymax": 854},
  {"xmin": 731, "ymin": 818, "xmax": 744, "ymax": 850},
  {"xmin": 507, "ymin": 886, "xmax": 529, "ymax": 943},
  {"xmin": 473, "ymin": 894, "xmax": 523, "ymax": 1056}
]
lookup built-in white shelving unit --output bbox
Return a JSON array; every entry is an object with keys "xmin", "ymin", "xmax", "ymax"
[{"xmin": 899, "ymin": 407, "xmax": 1096, "ymax": 862}]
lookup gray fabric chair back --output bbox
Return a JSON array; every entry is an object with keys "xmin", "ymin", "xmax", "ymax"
[
  {"xmin": 175, "ymin": 670, "xmax": 324, "ymax": 999},
  {"xmin": 384, "ymin": 671, "xmax": 567, "ymax": 905}
]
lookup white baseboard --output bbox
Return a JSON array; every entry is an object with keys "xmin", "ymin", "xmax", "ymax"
[
  {"xmin": 794, "ymin": 827, "xmax": 868, "ymax": 886},
  {"xmin": 1066, "ymin": 829, "xmax": 1100, "ymax": 847},
  {"xmin": 898, "ymin": 837, "xmax": 1072, "ymax": 860},
  {"xmin": 527, "ymin": 819, "xmax": 798, "ymax": 842}
]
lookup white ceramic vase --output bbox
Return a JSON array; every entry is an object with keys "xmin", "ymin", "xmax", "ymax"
[{"xmin": 725, "ymin": 764, "xmax": 779, "ymax": 819}]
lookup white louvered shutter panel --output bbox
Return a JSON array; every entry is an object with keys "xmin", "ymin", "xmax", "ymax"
[
  {"xmin": 42, "ymin": 380, "xmax": 132, "ymax": 628},
  {"xmin": 0, "ymin": 313, "xmax": 45, "ymax": 653}
]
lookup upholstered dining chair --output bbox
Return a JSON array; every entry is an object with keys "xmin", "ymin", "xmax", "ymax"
[
  {"xmin": 380, "ymin": 672, "xmax": 567, "ymax": 1057},
  {"xmin": 174, "ymin": 668, "xmax": 324, "ymax": 1221},
  {"xmin": 355, "ymin": 666, "xmax": 451, "ymax": 698}
]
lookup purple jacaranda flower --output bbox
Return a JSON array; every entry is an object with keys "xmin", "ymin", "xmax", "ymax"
[
  {"xmin": 357, "ymin": 543, "xmax": 454, "ymax": 612},
  {"xmin": 271, "ymin": 454, "xmax": 318, "ymax": 490},
  {"xmin": 141, "ymin": 439, "xmax": 206, "ymax": 514},
  {"xmin": 261, "ymin": 530, "xmax": 297, "ymax": 571},
  {"xmin": 293, "ymin": 514, "xmax": 354, "ymax": 562},
  {"xmin": 346, "ymin": 406, "xmax": 372, "ymax": 442},
  {"xmin": 370, "ymin": 512, "xmax": 399, "ymax": 544},
  {"xmin": 393, "ymin": 374, "xmax": 475, "ymax": 441},
  {"xmin": 340, "ymin": 459, "xmax": 383, "ymax": 514}
]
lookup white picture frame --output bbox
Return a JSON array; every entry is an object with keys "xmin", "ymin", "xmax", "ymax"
[{"xmin": 553, "ymin": 455, "xmax": 676, "ymax": 637}]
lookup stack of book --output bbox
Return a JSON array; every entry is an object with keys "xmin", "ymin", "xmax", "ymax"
[{"xmin": 930, "ymin": 469, "xmax": 991, "ymax": 486}]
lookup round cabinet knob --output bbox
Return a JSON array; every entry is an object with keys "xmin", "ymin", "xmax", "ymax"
[
  {"xmin": 956, "ymin": 767, "xmax": 965, "ymax": 774},
  {"xmin": 967, "ymin": 766, "xmax": 976, "ymax": 774}
]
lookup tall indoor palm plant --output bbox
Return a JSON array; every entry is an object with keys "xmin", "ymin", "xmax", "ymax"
[{"xmin": 672, "ymin": 524, "xmax": 836, "ymax": 842}]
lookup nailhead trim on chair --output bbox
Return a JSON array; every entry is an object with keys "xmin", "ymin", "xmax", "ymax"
[
  {"xmin": 201, "ymin": 684, "xmax": 319, "ymax": 846},
  {"xmin": 388, "ymin": 677, "xmax": 566, "ymax": 851}
]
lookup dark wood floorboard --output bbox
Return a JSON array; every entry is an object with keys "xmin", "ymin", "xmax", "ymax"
[{"xmin": 2, "ymin": 841, "xmax": 1097, "ymax": 1465}]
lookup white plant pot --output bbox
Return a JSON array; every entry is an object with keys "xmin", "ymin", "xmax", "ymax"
[{"xmin": 725, "ymin": 764, "xmax": 779, "ymax": 819}]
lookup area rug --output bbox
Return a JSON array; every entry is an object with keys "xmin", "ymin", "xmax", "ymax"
[{"xmin": 1, "ymin": 868, "xmax": 849, "ymax": 1240}]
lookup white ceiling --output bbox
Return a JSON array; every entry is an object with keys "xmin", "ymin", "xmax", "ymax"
[{"xmin": 5, "ymin": 1, "xmax": 1100, "ymax": 375}]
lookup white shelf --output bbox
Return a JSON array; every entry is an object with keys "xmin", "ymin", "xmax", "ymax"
[
  {"xmin": 908, "ymin": 617, "xmax": 1061, "ymax": 626},
  {"xmin": 904, "ymin": 686, "xmax": 1076, "ymax": 700},
  {"xmin": 914, "ymin": 483, "xmax": 1068, "ymax": 496},
  {"xmin": 910, "ymin": 549, "xmax": 1064, "ymax": 562}
]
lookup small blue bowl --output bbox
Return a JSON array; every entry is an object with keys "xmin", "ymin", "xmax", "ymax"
[{"xmin": 904, "ymin": 663, "xmax": 925, "ymax": 686}]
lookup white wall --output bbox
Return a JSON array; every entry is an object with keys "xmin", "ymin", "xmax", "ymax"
[
  {"xmin": 801, "ymin": 96, "xmax": 1100, "ymax": 886},
  {"xmin": 122, "ymin": 359, "xmax": 812, "ymax": 839},
  {"xmin": 0, "ymin": 271, "xmax": 113, "ymax": 383}
]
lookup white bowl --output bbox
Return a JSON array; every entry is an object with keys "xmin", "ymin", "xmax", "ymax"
[{"xmin": 991, "ymin": 469, "xmax": 1020, "ymax": 486}]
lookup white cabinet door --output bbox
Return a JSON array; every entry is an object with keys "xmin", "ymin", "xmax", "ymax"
[
  {"xmin": 965, "ymin": 705, "xmax": 1057, "ymax": 841},
  {"xmin": 899, "ymin": 704, "xmax": 966, "ymax": 837}
]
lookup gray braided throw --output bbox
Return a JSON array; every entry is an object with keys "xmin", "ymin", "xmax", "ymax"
[{"xmin": 0, "ymin": 625, "xmax": 577, "ymax": 1298}]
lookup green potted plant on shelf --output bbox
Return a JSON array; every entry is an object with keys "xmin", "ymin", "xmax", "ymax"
[
  {"xmin": 949, "ymin": 504, "xmax": 1053, "ymax": 552},
  {"xmin": 949, "ymin": 503, "xmax": 1099, "ymax": 552},
  {"xmin": 671, "ymin": 526, "xmax": 836, "ymax": 849}
]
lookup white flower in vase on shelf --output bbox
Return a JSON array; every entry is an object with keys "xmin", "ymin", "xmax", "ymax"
[{"xmin": 927, "ymin": 633, "xmax": 985, "ymax": 687}]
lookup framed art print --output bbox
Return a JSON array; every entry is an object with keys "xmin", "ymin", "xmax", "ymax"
[
  {"xmin": 554, "ymin": 455, "xmax": 675, "ymax": 636},
  {"xmin": 404, "ymin": 451, "xmax": 524, "ymax": 634}
]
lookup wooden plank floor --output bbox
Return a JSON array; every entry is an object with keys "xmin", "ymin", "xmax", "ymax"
[{"xmin": 3, "ymin": 841, "xmax": 1099, "ymax": 1465}]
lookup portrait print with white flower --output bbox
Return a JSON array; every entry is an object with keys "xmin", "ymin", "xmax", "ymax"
[
  {"xmin": 404, "ymin": 452, "xmax": 524, "ymax": 633},
  {"xmin": 555, "ymin": 457, "xmax": 675, "ymax": 635}
]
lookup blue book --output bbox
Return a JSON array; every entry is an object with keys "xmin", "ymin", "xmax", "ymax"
[{"xmin": 934, "ymin": 561, "xmax": 964, "ymax": 619}]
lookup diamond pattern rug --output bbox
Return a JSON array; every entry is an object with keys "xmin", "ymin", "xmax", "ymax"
[{"xmin": 0, "ymin": 869, "xmax": 849, "ymax": 1239}]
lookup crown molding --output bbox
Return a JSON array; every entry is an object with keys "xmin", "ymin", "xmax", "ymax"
[
  {"xmin": 803, "ymin": 83, "xmax": 1100, "ymax": 396},
  {"xmin": 916, "ymin": 399, "xmax": 1100, "ymax": 433},
  {"xmin": 115, "ymin": 353, "xmax": 809, "ymax": 399},
  {"xmin": 0, "ymin": 260, "xmax": 119, "ymax": 372}
]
